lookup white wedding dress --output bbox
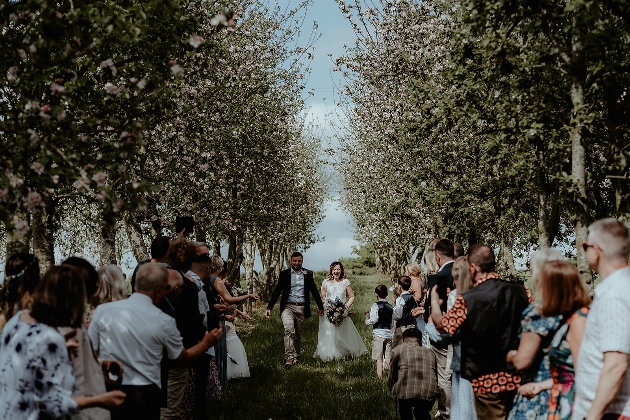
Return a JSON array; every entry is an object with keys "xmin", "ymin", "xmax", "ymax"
[{"xmin": 313, "ymin": 278, "xmax": 368, "ymax": 361}]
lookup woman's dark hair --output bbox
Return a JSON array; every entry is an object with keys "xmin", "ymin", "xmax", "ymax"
[
  {"xmin": 0, "ymin": 253, "xmax": 40, "ymax": 319},
  {"xmin": 62, "ymin": 256, "xmax": 99, "ymax": 298},
  {"xmin": 219, "ymin": 259, "xmax": 229, "ymax": 277},
  {"xmin": 166, "ymin": 241, "xmax": 198, "ymax": 272},
  {"xmin": 31, "ymin": 265, "xmax": 86, "ymax": 328},
  {"xmin": 328, "ymin": 261, "xmax": 346, "ymax": 280}
]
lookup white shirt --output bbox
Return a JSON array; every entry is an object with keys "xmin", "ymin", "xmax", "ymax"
[
  {"xmin": 366, "ymin": 299, "xmax": 394, "ymax": 339},
  {"xmin": 393, "ymin": 291, "xmax": 412, "ymax": 321},
  {"xmin": 87, "ymin": 293, "xmax": 184, "ymax": 388},
  {"xmin": 287, "ymin": 268, "xmax": 305, "ymax": 303},
  {"xmin": 574, "ymin": 266, "xmax": 630, "ymax": 418}
]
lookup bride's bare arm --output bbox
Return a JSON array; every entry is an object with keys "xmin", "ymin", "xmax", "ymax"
[
  {"xmin": 346, "ymin": 284, "xmax": 355, "ymax": 308},
  {"xmin": 321, "ymin": 283, "xmax": 327, "ymax": 301}
]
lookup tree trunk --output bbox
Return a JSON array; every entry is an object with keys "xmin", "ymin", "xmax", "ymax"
[
  {"xmin": 497, "ymin": 238, "xmax": 518, "ymax": 280},
  {"xmin": 6, "ymin": 208, "xmax": 30, "ymax": 257},
  {"xmin": 212, "ymin": 240, "xmax": 221, "ymax": 257},
  {"xmin": 100, "ymin": 216, "xmax": 118, "ymax": 268},
  {"xmin": 227, "ymin": 233, "xmax": 244, "ymax": 286},
  {"xmin": 259, "ymin": 239, "xmax": 281, "ymax": 302},
  {"xmin": 123, "ymin": 212, "xmax": 149, "ymax": 263},
  {"xmin": 243, "ymin": 235, "xmax": 256, "ymax": 313},
  {"xmin": 538, "ymin": 191, "xmax": 560, "ymax": 249},
  {"xmin": 32, "ymin": 203, "xmax": 56, "ymax": 272},
  {"xmin": 570, "ymin": 16, "xmax": 592, "ymax": 287}
]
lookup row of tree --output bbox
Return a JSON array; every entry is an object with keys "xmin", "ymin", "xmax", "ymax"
[
  {"xmin": 0, "ymin": 0, "xmax": 327, "ymax": 298},
  {"xmin": 335, "ymin": 0, "xmax": 630, "ymax": 286}
]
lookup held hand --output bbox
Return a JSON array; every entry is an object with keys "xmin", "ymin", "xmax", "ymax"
[
  {"xmin": 214, "ymin": 303, "xmax": 228, "ymax": 313},
  {"xmin": 517, "ymin": 382, "xmax": 542, "ymax": 398},
  {"xmin": 224, "ymin": 314, "xmax": 235, "ymax": 322},
  {"xmin": 99, "ymin": 390, "xmax": 126, "ymax": 409},
  {"xmin": 265, "ymin": 309, "xmax": 271, "ymax": 319},
  {"xmin": 410, "ymin": 307, "xmax": 425, "ymax": 317},
  {"xmin": 203, "ymin": 326, "xmax": 223, "ymax": 348},
  {"xmin": 318, "ymin": 309, "xmax": 324, "ymax": 317}
]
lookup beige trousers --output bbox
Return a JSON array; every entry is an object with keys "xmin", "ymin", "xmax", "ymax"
[
  {"xmin": 160, "ymin": 367, "xmax": 189, "ymax": 420},
  {"xmin": 281, "ymin": 303, "xmax": 306, "ymax": 360},
  {"xmin": 432, "ymin": 345, "xmax": 452, "ymax": 420}
]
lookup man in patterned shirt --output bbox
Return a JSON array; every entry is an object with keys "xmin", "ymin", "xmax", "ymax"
[{"xmin": 431, "ymin": 244, "xmax": 530, "ymax": 420}]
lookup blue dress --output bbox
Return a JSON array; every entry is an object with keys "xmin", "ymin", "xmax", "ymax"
[{"xmin": 508, "ymin": 304, "xmax": 562, "ymax": 420}]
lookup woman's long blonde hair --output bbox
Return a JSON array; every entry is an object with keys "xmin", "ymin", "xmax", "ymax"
[{"xmin": 91, "ymin": 265, "xmax": 127, "ymax": 307}]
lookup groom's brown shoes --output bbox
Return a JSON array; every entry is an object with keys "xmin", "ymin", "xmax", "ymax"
[{"xmin": 285, "ymin": 358, "xmax": 294, "ymax": 369}]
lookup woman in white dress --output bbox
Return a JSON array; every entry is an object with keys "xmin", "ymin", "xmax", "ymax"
[{"xmin": 313, "ymin": 261, "xmax": 368, "ymax": 361}]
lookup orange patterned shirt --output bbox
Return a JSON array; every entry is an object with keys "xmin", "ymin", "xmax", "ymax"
[{"xmin": 441, "ymin": 273, "xmax": 533, "ymax": 394}]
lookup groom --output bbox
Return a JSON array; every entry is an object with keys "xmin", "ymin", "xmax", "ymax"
[{"xmin": 265, "ymin": 252, "xmax": 324, "ymax": 369}]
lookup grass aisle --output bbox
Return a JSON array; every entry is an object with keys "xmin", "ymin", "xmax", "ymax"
[{"xmin": 211, "ymin": 273, "xmax": 399, "ymax": 420}]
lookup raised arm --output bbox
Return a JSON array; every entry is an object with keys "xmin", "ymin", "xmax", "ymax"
[{"xmin": 214, "ymin": 278, "xmax": 259, "ymax": 304}]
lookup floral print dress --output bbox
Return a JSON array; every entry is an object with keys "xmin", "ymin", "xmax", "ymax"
[
  {"xmin": 0, "ymin": 311, "xmax": 79, "ymax": 419},
  {"xmin": 508, "ymin": 304, "xmax": 562, "ymax": 420},
  {"xmin": 547, "ymin": 308, "xmax": 589, "ymax": 420}
]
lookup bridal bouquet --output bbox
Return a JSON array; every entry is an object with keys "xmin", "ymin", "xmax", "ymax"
[{"xmin": 325, "ymin": 298, "xmax": 349, "ymax": 326}]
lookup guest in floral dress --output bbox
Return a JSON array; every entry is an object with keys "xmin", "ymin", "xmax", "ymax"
[
  {"xmin": 507, "ymin": 249, "xmax": 564, "ymax": 420},
  {"xmin": 0, "ymin": 265, "xmax": 125, "ymax": 419},
  {"xmin": 509, "ymin": 260, "xmax": 590, "ymax": 420}
]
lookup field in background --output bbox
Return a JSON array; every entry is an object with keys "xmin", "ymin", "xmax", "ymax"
[{"xmin": 209, "ymin": 273, "xmax": 400, "ymax": 420}]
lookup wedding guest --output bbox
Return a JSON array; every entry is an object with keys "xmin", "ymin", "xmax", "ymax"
[
  {"xmin": 432, "ymin": 244, "xmax": 530, "ymax": 420},
  {"xmin": 85, "ymin": 265, "xmax": 127, "ymax": 328},
  {"xmin": 393, "ymin": 275, "xmax": 418, "ymax": 348},
  {"xmin": 0, "ymin": 265, "xmax": 125, "ymax": 419},
  {"xmin": 426, "ymin": 256, "xmax": 477, "ymax": 420},
  {"xmin": 514, "ymin": 261, "xmax": 590, "ymax": 420},
  {"xmin": 225, "ymin": 308, "xmax": 250, "ymax": 380},
  {"xmin": 575, "ymin": 218, "xmax": 630, "ymax": 420},
  {"xmin": 131, "ymin": 235, "xmax": 171, "ymax": 293},
  {"xmin": 0, "ymin": 253, "xmax": 40, "ymax": 330},
  {"xmin": 406, "ymin": 263, "xmax": 426, "ymax": 335},
  {"xmin": 213, "ymin": 259, "xmax": 259, "ymax": 382},
  {"xmin": 388, "ymin": 328, "xmax": 440, "ymax": 420},
  {"xmin": 60, "ymin": 260, "xmax": 119, "ymax": 420},
  {"xmin": 507, "ymin": 249, "xmax": 564, "ymax": 420},
  {"xmin": 429, "ymin": 239, "xmax": 455, "ymax": 420},
  {"xmin": 88, "ymin": 263, "xmax": 221, "ymax": 420},
  {"xmin": 63, "ymin": 257, "xmax": 100, "ymax": 300},
  {"xmin": 163, "ymin": 241, "xmax": 206, "ymax": 420},
  {"xmin": 365, "ymin": 284, "xmax": 394, "ymax": 378}
]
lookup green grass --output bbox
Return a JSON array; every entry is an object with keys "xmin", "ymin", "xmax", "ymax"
[{"xmin": 210, "ymin": 273, "xmax": 400, "ymax": 420}]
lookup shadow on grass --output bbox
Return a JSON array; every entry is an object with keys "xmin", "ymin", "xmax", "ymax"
[{"xmin": 209, "ymin": 274, "xmax": 400, "ymax": 420}]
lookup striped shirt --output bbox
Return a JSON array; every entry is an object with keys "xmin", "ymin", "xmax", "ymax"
[
  {"xmin": 388, "ymin": 342, "xmax": 439, "ymax": 400},
  {"xmin": 574, "ymin": 266, "xmax": 630, "ymax": 419}
]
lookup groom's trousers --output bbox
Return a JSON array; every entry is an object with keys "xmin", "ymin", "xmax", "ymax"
[{"xmin": 281, "ymin": 303, "xmax": 306, "ymax": 360}]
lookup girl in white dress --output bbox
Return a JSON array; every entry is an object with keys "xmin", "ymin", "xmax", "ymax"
[{"xmin": 313, "ymin": 261, "xmax": 368, "ymax": 361}]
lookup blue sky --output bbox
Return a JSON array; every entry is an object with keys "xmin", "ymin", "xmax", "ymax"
[{"xmin": 288, "ymin": 0, "xmax": 359, "ymax": 270}]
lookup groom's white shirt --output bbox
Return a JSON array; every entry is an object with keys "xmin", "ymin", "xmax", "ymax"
[
  {"xmin": 366, "ymin": 299, "xmax": 394, "ymax": 339},
  {"xmin": 287, "ymin": 268, "xmax": 305, "ymax": 303}
]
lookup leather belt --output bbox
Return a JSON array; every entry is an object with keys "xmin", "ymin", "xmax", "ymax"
[{"xmin": 287, "ymin": 302, "xmax": 305, "ymax": 306}]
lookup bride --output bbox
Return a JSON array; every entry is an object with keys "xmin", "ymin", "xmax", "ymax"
[{"xmin": 313, "ymin": 261, "xmax": 368, "ymax": 361}]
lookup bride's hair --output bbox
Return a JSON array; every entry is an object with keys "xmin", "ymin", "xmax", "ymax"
[{"xmin": 328, "ymin": 261, "xmax": 346, "ymax": 280}]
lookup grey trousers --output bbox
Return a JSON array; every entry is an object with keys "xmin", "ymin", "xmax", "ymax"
[
  {"xmin": 432, "ymin": 344, "xmax": 452, "ymax": 420},
  {"xmin": 160, "ymin": 367, "xmax": 189, "ymax": 420},
  {"xmin": 281, "ymin": 303, "xmax": 306, "ymax": 360}
]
